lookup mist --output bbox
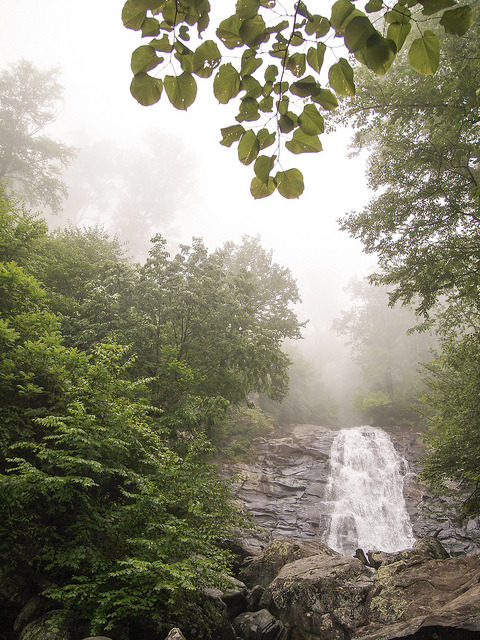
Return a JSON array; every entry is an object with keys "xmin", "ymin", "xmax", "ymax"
[{"xmin": 0, "ymin": 0, "xmax": 399, "ymax": 425}]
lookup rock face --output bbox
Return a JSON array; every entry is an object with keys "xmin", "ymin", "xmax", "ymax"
[
  {"xmin": 261, "ymin": 553, "xmax": 375, "ymax": 640},
  {"xmin": 224, "ymin": 424, "xmax": 480, "ymax": 555},
  {"xmin": 232, "ymin": 538, "xmax": 480, "ymax": 640}
]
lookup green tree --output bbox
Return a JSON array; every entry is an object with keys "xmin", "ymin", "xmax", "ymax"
[
  {"xmin": 334, "ymin": 279, "xmax": 436, "ymax": 426},
  {"xmin": 338, "ymin": 6, "xmax": 480, "ymax": 315},
  {"xmin": 0, "ymin": 193, "xmax": 241, "ymax": 637},
  {"xmin": 0, "ymin": 61, "xmax": 75, "ymax": 212},
  {"xmin": 122, "ymin": 0, "xmax": 473, "ymax": 199},
  {"xmin": 422, "ymin": 333, "xmax": 480, "ymax": 517},
  {"xmin": 136, "ymin": 234, "xmax": 303, "ymax": 437}
]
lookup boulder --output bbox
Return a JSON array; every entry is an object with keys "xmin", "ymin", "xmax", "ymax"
[
  {"xmin": 19, "ymin": 610, "xmax": 71, "ymax": 640},
  {"xmin": 367, "ymin": 536, "xmax": 449, "ymax": 568},
  {"xmin": 14, "ymin": 596, "xmax": 52, "ymax": 634},
  {"xmin": 261, "ymin": 553, "xmax": 375, "ymax": 640},
  {"xmin": 232, "ymin": 608, "xmax": 288, "ymax": 640},
  {"xmin": 165, "ymin": 630, "xmax": 187, "ymax": 640},
  {"xmin": 239, "ymin": 537, "xmax": 339, "ymax": 589},
  {"xmin": 205, "ymin": 576, "xmax": 248, "ymax": 620},
  {"xmin": 355, "ymin": 554, "xmax": 480, "ymax": 639}
]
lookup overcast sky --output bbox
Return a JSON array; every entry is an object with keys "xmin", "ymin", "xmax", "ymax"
[{"xmin": 0, "ymin": 0, "xmax": 376, "ymax": 330}]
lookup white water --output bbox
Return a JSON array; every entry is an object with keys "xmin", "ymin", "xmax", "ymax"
[{"xmin": 324, "ymin": 425, "xmax": 415, "ymax": 556}]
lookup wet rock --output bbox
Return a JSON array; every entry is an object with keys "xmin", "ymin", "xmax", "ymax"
[
  {"xmin": 367, "ymin": 536, "xmax": 449, "ymax": 568},
  {"xmin": 232, "ymin": 609, "xmax": 288, "ymax": 640},
  {"xmin": 355, "ymin": 554, "xmax": 480, "ymax": 639},
  {"xmin": 247, "ymin": 585, "xmax": 265, "ymax": 611},
  {"xmin": 239, "ymin": 537, "xmax": 339, "ymax": 589},
  {"xmin": 222, "ymin": 424, "xmax": 480, "ymax": 556},
  {"xmin": 261, "ymin": 553, "xmax": 375, "ymax": 640}
]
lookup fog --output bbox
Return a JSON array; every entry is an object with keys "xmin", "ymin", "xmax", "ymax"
[{"xmin": 0, "ymin": 0, "xmax": 379, "ymax": 422}]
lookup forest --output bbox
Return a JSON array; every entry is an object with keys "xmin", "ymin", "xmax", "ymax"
[{"xmin": 0, "ymin": 0, "xmax": 479, "ymax": 639}]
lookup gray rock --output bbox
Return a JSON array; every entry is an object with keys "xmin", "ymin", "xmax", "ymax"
[
  {"xmin": 19, "ymin": 610, "xmax": 71, "ymax": 640},
  {"xmin": 355, "ymin": 554, "xmax": 480, "ymax": 639},
  {"xmin": 232, "ymin": 609, "xmax": 288, "ymax": 640},
  {"xmin": 239, "ymin": 537, "xmax": 338, "ymax": 589},
  {"xmin": 165, "ymin": 629, "xmax": 187, "ymax": 640},
  {"xmin": 247, "ymin": 585, "xmax": 265, "ymax": 611},
  {"xmin": 261, "ymin": 553, "xmax": 375, "ymax": 640},
  {"xmin": 14, "ymin": 597, "xmax": 52, "ymax": 634},
  {"xmin": 223, "ymin": 424, "xmax": 480, "ymax": 556}
]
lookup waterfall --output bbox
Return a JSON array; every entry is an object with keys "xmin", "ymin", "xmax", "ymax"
[{"xmin": 324, "ymin": 425, "xmax": 415, "ymax": 556}]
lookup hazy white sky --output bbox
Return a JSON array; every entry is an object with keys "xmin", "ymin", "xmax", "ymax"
[{"xmin": 0, "ymin": 0, "xmax": 376, "ymax": 327}]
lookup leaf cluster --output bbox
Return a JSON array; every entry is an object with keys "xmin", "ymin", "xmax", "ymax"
[
  {"xmin": 123, "ymin": 0, "xmax": 473, "ymax": 198},
  {"xmin": 0, "ymin": 193, "xmax": 302, "ymax": 634}
]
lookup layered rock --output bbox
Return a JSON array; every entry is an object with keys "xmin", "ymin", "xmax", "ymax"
[{"xmin": 224, "ymin": 424, "xmax": 480, "ymax": 555}]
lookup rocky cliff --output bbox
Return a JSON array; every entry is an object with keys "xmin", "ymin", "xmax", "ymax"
[{"xmin": 223, "ymin": 424, "xmax": 480, "ymax": 556}]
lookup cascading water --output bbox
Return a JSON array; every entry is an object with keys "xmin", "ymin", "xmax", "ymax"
[{"xmin": 324, "ymin": 425, "xmax": 415, "ymax": 556}]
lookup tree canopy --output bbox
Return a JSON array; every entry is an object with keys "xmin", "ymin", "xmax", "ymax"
[
  {"xmin": 339, "ymin": 4, "xmax": 480, "ymax": 315},
  {"xmin": 122, "ymin": 0, "xmax": 474, "ymax": 199},
  {"xmin": 0, "ymin": 189, "xmax": 305, "ymax": 636},
  {"xmin": 0, "ymin": 61, "xmax": 74, "ymax": 212},
  {"xmin": 337, "ymin": 2, "xmax": 480, "ymax": 514}
]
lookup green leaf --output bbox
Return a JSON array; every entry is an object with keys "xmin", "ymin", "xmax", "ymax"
[
  {"xmin": 312, "ymin": 88, "xmax": 338, "ymax": 110},
  {"xmin": 131, "ymin": 45, "xmax": 162, "ymax": 75},
  {"xmin": 279, "ymin": 114, "xmax": 295, "ymax": 133},
  {"xmin": 131, "ymin": 0, "xmax": 163, "ymax": 9},
  {"xmin": 385, "ymin": 3, "xmax": 411, "ymax": 24},
  {"xmin": 275, "ymin": 169, "xmax": 304, "ymax": 199},
  {"xmin": 419, "ymin": 0, "xmax": 455, "ymax": 16},
  {"xmin": 214, "ymin": 64, "xmax": 241, "ymax": 103},
  {"xmin": 408, "ymin": 31, "xmax": 440, "ymax": 75},
  {"xmin": 344, "ymin": 16, "xmax": 376, "ymax": 52},
  {"xmin": 264, "ymin": 65, "xmax": 279, "ymax": 82},
  {"xmin": 193, "ymin": 40, "xmax": 221, "ymax": 78},
  {"xmin": 330, "ymin": 0, "xmax": 363, "ymax": 34},
  {"xmin": 122, "ymin": 1, "xmax": 146, "ymax": 30},
  {"xmin": 217, "ymin": 15, "xmax": 243, "ymax": 49},
  {"xmin": 164, "ymin": 73, "xmax": 197, "ymax": 110},
  {"xmin": 150, "ymin": 34, "xmax": 173, "ymax": 52},
  {"xmin": 365, "ymin": 0, "xmax": 383, "ymax": 13},
  {"xmin": 298, "ymin": 104, "xmax": 324, "ymax": 135},
  {"xmin": 236, "ymin": 97, "xmax": 260, "ymax": 122},
  {"xmin": 273, "ymin": 81, "xmax": 289, "ymax": 94},
  {"xmin": 328, "ymin": 58, "xmax": 355, "ymax": 96},
  {"xmin": 306, "ymin": 43, "xmax": 326, "ymax": 73},
  {"xmin": 440, "ymin": 5, "xmax": 473, "ymax": 36},
  {"xmin": 141, "ymin": 17, "xmax": 160, "ymax": 36},
  {"xmin": 286, "ymin": 53, "xmax": 306, "ymax": 78},
  {"xmin": 285, "ymin": 129, "xmax": 322, "ymax": 154},
  {"xmin": 130, "ymin": 73, "xmax": 163, "ymax": 106},
  {"xmin": 254, "ymin": 154, "xmax": 276, "ymax": 184},
  {"xmin": 250, "ymin": 176, "xmax": 276, "ymax": 198},
  {"xmin": 241, "ymin": 49, "xmax": 263, "ymax": 75},
  {"xmin": 387, "ymin": 22, "xmax": 411, "ymax": 52},
  {"xmin": 239, "ymin": 15, "xmax": 267, "ymax": 47},
  {"xmin": 236, "ymin": 0, "xmax": 260, "ymax": 19},
  {"xmin": 220, "ymin": 124, "xmax": 245, "ymax": 147},
  {"xmin": 257, "ymin": 128, "xmax": 276, "ymax": 149},
  {"xmin": 356, "ymin": 34, "xmax": 396, "ymax": 75},
  {"xmin": 240, "ymin": 75, "xmax": 263, "ymax": 99},
  {"xmin": 179, "ymin": 25, "xmax": 190, "ymax": 40},
  {"xmin": 290, "ymin": 76, "xmax": 318, "ymax": 97},
  {"xmin": 238, "ymin": 130, "xmax": 259, "ymax": 165},
  {"xmin": 259, "ymin": 96, "xmax": 274, "ymax": 112},
  {"xmin": 305, "ymin": 14, "xmax": 330, "ymax": 37}
]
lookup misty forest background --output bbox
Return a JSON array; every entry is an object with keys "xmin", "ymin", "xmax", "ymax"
[{"xmin": 1, "ymin": 2, "xmax": 480, "ymax": 639}]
